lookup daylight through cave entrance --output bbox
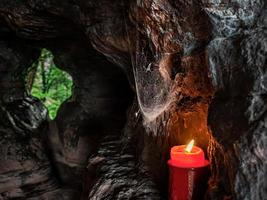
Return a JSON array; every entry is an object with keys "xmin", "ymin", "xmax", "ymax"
[
  {"xmin": 0, "ymin": 0, "xmax": 266, "ymax": 199},
  {"xmin": 26, "ymin": 49, "xmax": 73, "ymax": 119}
]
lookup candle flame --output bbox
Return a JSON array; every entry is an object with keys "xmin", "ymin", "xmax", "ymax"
[{"xmin": 185, "ymin": 139, "xmax": 194, "ymax": 153}]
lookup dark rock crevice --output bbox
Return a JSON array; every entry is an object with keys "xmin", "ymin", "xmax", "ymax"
[{"xmin": 0, "ymin": 0, "xmax": 266, "ymax": 200}]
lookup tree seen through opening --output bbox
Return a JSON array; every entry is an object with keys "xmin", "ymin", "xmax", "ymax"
[{"xmin": 28, "ymin": 49, "xmax": 73, "ymax": 119}]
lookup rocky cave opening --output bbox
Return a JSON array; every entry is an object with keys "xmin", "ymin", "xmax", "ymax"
[
  {"xmin": 0, "ymin": 1, "xmax": 266, "ymax": 200},
  {"xmin": 26, "ymin": 48, "xmax": 73, "ymax": 119}
]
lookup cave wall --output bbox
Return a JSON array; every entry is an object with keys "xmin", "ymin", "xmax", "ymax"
[
  {"xmin": 207, "ymin": 10, "xmax": 267, "ymax": 199},
  {"xmin": 0, "ymin": 36, "xmax": 79, "ymax": 199},
  {"xmin": 0, "ymin": 0, "xmax": 266, "ymax": 200},
  {"xmin": 47, "ymin": 38, "xmax": 133, "ymax": 191}
]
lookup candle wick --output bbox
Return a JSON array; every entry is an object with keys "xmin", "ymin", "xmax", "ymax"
[{"xmin": 184, "ymin": 149, "xmax": 190, "ymax": 153}]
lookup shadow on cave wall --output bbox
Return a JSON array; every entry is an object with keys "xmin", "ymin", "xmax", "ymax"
[
  {"xmin": 0, "ymin": 19, "xmax": 135, "ymax": 198},
  {"xmin": 0, "ymin": 0, "xmax": 266, "ymax": 200}
]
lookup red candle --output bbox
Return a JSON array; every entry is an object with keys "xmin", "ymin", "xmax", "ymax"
[
  {"xmin": 169, "ymin": 140, "xmax": 208, "ymax": 168},
  {"xmin": 168, "ymin": 140, "xmax": 210, "ymax": 200}
]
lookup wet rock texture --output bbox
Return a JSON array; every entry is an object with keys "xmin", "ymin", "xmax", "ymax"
[{"xmin": 0, "ymin": 0, "xmax": 266, "ymax": 200}]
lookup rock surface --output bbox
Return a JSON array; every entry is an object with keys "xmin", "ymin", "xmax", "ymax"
[{"xmin": 0, "ymin": 0, "xmax": 266, "ymax": 199}]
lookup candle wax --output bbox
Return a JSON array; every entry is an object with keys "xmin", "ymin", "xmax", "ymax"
[{"xmin": 168, "ymin": 145, "xmax": 209, "ymax": 168}]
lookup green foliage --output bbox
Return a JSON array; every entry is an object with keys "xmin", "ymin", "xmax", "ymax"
[{"xmin": 30, "ymin": 49, "xmax": 73, "ymax": 119}]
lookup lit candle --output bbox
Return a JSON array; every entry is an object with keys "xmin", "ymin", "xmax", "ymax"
[
  {"xmin": 169, "ymin": 140, "xmax": 208, "ymax": 168},
  {"xmin": 168, "ymin": 140, "xmax": 210, "ymax": 200}
]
